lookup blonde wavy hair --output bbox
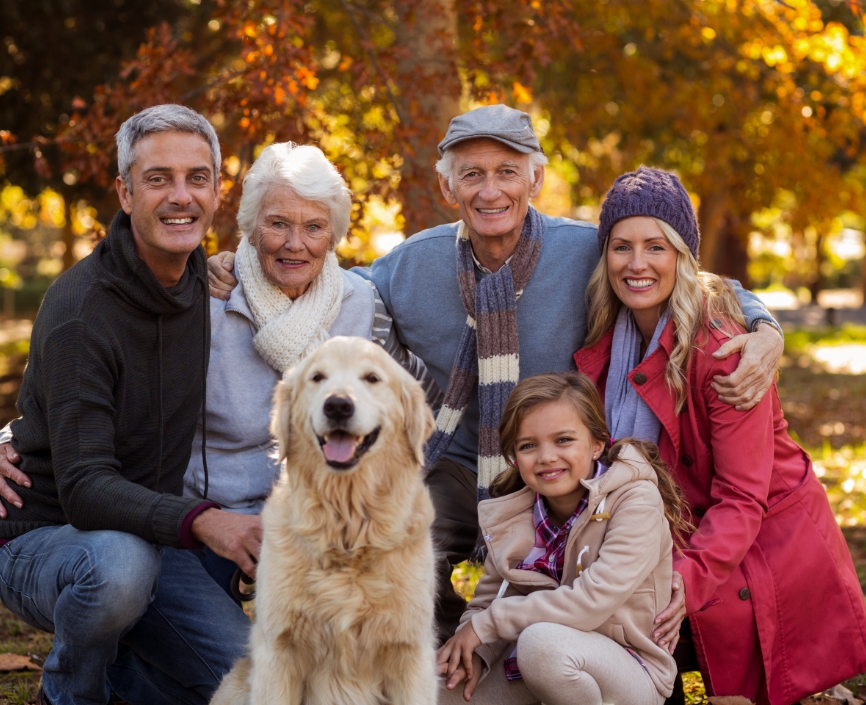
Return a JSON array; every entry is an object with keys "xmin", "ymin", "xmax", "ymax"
[{"xmin": 584, "ymin": 218, "xmax": 745, "ymax": 412}]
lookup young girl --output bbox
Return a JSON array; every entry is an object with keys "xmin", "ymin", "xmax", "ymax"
[{"xmin": 437, "ymin": 371, "xmax": 682, "ymax": 705}]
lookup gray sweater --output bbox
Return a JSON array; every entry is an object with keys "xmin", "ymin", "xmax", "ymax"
[
  {"xmin": 357, "ymin": 214, "xmax": 776, "ymax": 473},
  {"xmin": 183, "ymin": 266, "xmax": 376, "ymax": 513}
]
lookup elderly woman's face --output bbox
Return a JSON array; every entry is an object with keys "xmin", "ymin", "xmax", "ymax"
[{"xmin": 252, "ymin": 188, "xmax": 333, "ymax": 299}]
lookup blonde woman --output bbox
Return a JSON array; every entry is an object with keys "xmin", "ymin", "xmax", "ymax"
[{"xmin": 574, "ymin": 166, "xmax": 866, "ymax": 704}]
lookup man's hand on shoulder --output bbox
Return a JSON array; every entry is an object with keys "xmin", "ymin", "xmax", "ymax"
[
  {"xmin": 191, "ymin": 507, "xmax": 262, "ymax": 578},
  {"xmin": 207, "ymin": 251, "xmax": 238, "ymax": 301},
  {"xmin": 0, "ymin": 443, "xmax": 29, "ymax": 518},
  {"xmin": 711, "ymin": 321, "xmax": 783, "ymax": 411}
]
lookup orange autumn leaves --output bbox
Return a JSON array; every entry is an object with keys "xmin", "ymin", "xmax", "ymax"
[{"xmin": 34, "ymin": 0, "xmax": 866, "ymax": 262}]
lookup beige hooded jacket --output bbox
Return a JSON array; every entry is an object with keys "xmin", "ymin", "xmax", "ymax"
[{"xmin": 462, "ymin": 444, "xmax": 677, "ymax": 698}]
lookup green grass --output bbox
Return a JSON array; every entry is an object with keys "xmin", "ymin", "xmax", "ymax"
[{"xmin": 784, "ymin": 323, "xmax": 866, "ymax": 355}]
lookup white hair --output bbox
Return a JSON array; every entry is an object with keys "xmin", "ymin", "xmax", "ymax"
[
  {"xmin": 434, "ymin": 146, "xmax": 548, "ymax": 189},
  {"xmin": 116, "ymin": 104, "xmax": 221, "ymax": 191},
  {"xmin": 236, "ymin": 142, "xmax": 352, "ymax": 246}
]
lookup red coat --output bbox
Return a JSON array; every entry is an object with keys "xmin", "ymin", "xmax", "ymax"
[{"xmin": 574, "ymin": 319, "xmax": 866, "ymax": 704}]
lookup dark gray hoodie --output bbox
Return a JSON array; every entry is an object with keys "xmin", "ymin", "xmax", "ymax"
[{"xmin": 6, "ymin": 210, "xmax": 211, "ymax": 547}]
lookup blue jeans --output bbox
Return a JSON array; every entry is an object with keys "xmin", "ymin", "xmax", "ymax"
[
  {"xmin": 0, "ymin": 525, "xmax": 250, "ymax": 705},
  {"xmin": 196, "ymin": 547, "xmax": 240, "ymax": 605}
]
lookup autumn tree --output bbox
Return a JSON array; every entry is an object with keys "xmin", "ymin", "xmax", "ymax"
[
  {"xmin": 0, "ymin": 0, "xmax": 203, "ymax": 267},
  {"xmin": 6, "ymin": 0, "xmax": 866, "ymax": 288}
]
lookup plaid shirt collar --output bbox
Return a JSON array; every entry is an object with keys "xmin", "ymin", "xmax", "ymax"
[{"xmin": 516, "ymin": 461, "xmax": 607, "ymax": 583}]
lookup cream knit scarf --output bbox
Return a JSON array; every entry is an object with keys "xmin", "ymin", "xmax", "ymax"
[{"xmin": 236, "ymin": 236, "xmax": 343, "ymax": 374}]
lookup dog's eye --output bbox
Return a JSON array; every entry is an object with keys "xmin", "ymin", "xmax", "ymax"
[
  {"xmin": 311, "ymin": 372, "xmax": 325, "ymax": 382},
  {"xmin": 363, "ymin": 373, "xmax": 380, "ymax": 384}
]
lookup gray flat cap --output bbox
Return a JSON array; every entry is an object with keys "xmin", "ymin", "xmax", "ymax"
[{"xmin": 438, "ymin": 104, "xmax": 542, "ymax": 156}]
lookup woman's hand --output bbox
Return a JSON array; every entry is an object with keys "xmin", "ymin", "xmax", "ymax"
[
  {"xmin": 653, "ymin": 570, "xmax": 686, "ymax": 654},
  {"xmin": 207, "ymin": 251, "xmax": 238, "ymax": 300},
  {"xmin": 0, "ymin": 443, "xmax": 29, "ymax": 518},
  {"xmin": 437, "ymin": 623, "xmax": 482, "ymax": 684},
  {"xmin": 711, "ymin": 322, "xmax": 783, "ymax": 411}
]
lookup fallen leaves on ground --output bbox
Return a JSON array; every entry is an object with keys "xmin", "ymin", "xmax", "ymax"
[
  {"xmin": 0, "ymin": 654, "xmax": 41, "ymax": 672},
  {"xmin": 800, "ymin": 684, "xmax": 864, "ymax": 704}
]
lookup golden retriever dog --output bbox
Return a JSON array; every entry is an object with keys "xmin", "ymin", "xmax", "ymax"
[{"xmin": 211, "ymin": 336, "xmax": 438, "ymax": 705}]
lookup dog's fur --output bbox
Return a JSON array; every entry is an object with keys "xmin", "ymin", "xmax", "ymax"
[{"xmin": 210, "ymin": 336, "xmax": 438, "ymax": 705}]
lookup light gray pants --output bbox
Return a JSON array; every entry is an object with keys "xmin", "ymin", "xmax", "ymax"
[{"xmin": 438, "ymin": 623, "xmax": 665, "ymax": 705}]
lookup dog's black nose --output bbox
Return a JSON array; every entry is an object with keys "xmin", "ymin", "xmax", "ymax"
[{"xmin": 323, "ymin": 395, "xmax": 354, "ymax": 421}]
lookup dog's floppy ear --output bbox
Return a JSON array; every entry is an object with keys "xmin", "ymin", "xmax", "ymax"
[
  {"xmin": 401, "ymin": 376, "xmax": 435, "ymax": 468},
  {"xmin": 270, "ymin": 371, "xmax": 296, "ymax": 462}
]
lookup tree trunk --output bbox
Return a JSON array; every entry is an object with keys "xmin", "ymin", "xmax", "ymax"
[
  {"xmin": 716, "ymin": 211, "xmax": 750, "ymax": 287},
  {"xmin": 394, "ymin": 0, "xmax": 461, "ymax": 237},
  {"xmin": 62, "ymin": 199, "xmax": 76, "ymax": 272},
  {"xmin": 697, "ymin": 188, "xmax": 729, "ymax": 273},
  {"xmin": 808, "ymin": 233, "xmax": 825, "ymax": 303}
]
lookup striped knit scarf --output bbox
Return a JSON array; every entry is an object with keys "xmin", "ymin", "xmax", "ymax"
[{"xmin": 425, "ymin": 206, "xmax": 544, "ymax": 499}]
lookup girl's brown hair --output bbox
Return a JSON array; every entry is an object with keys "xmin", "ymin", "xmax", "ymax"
[{"xmin": 490, "ymin": 371, "xmax": 694, "ymax": 548}]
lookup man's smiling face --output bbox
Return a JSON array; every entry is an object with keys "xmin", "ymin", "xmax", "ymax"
[
  {"xmin": 116, "ymin": 130, "xmax": 220, "ymax": 275},
  {"xmin": 438, "ymin": 137, "xmax": 543, "ymax": 244}
]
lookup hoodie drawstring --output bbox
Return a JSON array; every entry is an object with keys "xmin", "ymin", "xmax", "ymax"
[
  {"xmin": 198, "ymin": 274, "xmax": 210, "ymax": 500},
  {"xmin": 156, "ymin": 315, "xmax": 164, "ymax": 490}
]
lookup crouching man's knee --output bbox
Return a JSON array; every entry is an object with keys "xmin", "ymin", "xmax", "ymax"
[{"xmin": 65, "ymin": 531, "xmax": 161, "ymax": 637}]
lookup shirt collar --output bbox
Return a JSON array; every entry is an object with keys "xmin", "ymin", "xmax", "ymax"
[
  {"xmin": 470, "ymin": 245, "xmax": 513, "ymax": 275},
  {"xmin": 533, "ymin": 461, "xmax": 606, "ymax": 541}
]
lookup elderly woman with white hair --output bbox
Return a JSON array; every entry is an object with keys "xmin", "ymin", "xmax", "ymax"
[{"xmin": 187, "ymin": 141, "xmax": 437, "ymax": 597}]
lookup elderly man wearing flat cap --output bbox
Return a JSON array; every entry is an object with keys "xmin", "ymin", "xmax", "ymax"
[{"xmin": 207, "ymin": 104, "xmax": 784, "ymax": 647}]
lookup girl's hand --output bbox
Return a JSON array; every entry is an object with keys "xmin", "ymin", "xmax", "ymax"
[
  {"xmin": 442, "ymin": 654, "xmax": 483, "ymax": 701},
  {"xmin": 653, "ymin": 570, "xmax": 686, "ymax": 654},
  {"xmin": 436, "ymin": 623, "xmax": 482, "ymax": 681}
]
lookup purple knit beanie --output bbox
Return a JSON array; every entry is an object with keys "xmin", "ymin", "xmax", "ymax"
[{"xmin": 596, "ymin": 166, "xmax": 700, "ymax": 259}]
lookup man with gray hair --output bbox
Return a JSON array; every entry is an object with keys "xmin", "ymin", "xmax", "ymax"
[
  {"xmin": 207, "ymin": 104, "xmax": 785, "ymax": 649},
  {"xmin": 0, "ymin": 104, "xmax": 252, "ymax": 705}
]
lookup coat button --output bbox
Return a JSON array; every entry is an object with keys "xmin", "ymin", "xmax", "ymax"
[
  {"xmin": 682, "ymin": 455, "xmax": 693, "ymax": 467},
  {"xmin": 739, "ymin": 587, "xmax": 751, "ymax": 601},
  {"xmin": 633, "ymin": 372, "xmax": 647, "ymax": 385},
  {"xmin": 693, "ymin": 506, "xmax": 706, "ymax": 518}
]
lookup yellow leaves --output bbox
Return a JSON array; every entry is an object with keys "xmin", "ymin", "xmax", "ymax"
[
  {"xmin": 762, "ymin": 44, "xmax": 788, "ymax": 67},
  {"xmin": 224, "ymin": 156, "xmax": 241, "ymax": 177},
  {"xmin": 38, "ymin": 190, "xmax": 65, "ymax": 228},
  {"xmin": 512, "ymin": 81, "xmax": 532, "ymax": 104},
  {"xmin": 701, "ymin": 26, "xmax": 717, "ymax": 42},
  {"xmin": 0, "ymin": 76, "xmax": 15, "ymax": 97},
  {"xmin": 797, "ymin": 23, "xmax": 866, "ymax": 78}
]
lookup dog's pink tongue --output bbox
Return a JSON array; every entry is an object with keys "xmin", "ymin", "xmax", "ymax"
[{"xmin": 323, "ymin": 432, "xmax": 359, "ymax": 463}]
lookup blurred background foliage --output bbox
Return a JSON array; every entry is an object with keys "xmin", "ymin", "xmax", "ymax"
[{"xmin": 2, "ymin": 0, "xmax": 866, "ymax": 303}]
